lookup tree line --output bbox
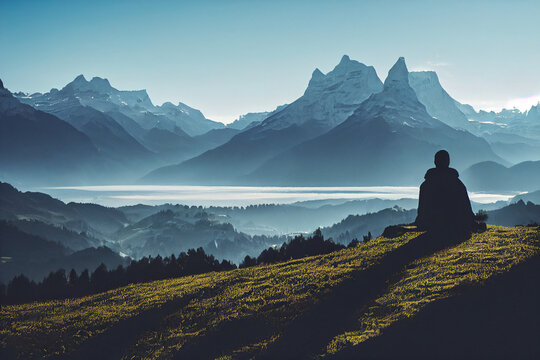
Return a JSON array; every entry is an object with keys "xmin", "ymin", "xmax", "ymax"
[
  {"xmin": 0, "ymin": 248, "xmax": 235, "ymax": 305},
  {"xmin": 239, "ymin": 228, "xmax": 361, "ymax": 267},
  {"xmin": 0, "ymin": 229, "xmax": 367, "ymax": 306}
]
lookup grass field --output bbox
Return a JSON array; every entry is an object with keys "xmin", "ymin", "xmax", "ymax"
[{"xmin": 1, "ymin": 225, "xmax": 539, "ymax": 359}]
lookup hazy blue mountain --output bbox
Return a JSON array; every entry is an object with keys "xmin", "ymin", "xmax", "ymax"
[
  {"xmin": 247, "ymin": 58, "xmax": 502, "ymax": 186},
  {"xmin": 489, "ymin": 141, "xmax": 540, "ymax": 164},
  {"xmin": 193, "ymin": 128, "xmax": 241, "ymax": 149},
  {"xmin": 0, "ymin": 221, "xmax": 128, "ymax": 283},
  {"xmin": 462, "ymin": 160, "xmax": 540, "ymax": 191},
  {"xmin": 113, "ymin": 209, "xmax": 261, "ymax": 261},
  {"xmin": 0, "ymin": 84, "xmax": 103, "ymax": 185},
  {"xmin": 461, "ymin": 106, "xmax": 540, "ymax": 142},
  {"xmin": 142, "ymin": 55, "xmax": 384, "ymax": 184},
  {"xmin": 512, "ymin": 190, "xmax": 540, "ymax": 204},
  {"xmin": 321, "ymin": 207, "xmax": 417, "ymax": 244},
  {"xmin": 409, "ymin": 71, "xmax": 471, "ymax": 130},
  {"xmin": 18, "ymin": 74, "xmax": 224, "ymax": 137},
  {"xmin": 467, "ymin": 105, "xmax": 540, "ymax": 163},
  {"xmin": 15, "ymin": 76, "xmax": 239, "ymax": 171},
  {"xmin": 0, "ymin": 182, "xmax": 126, "ymax": 239},
  {"xmin": 153, "ymin": 101, "xmax": 224, "ymax": 136},
  {"xmin": 17, "ymin": 91, "xmax": 152, "ymax": 161},
  {"xmin": 10, "ymin": 219, "xmax": 101, "ymax": 251},
  {"xmin": 106, "ymin": 110, "xmax": 237, "ymax": 164},
  {"xmin": 486, "ymin": 200, "xmax": 540, "ymax": 226},
  {"xmin": 116, "ymin": 198, "xmax": 419, "ymax": 236},
  {"xmin": 226, "ymin": 105, "xmax": 287, "ymax": 130}
]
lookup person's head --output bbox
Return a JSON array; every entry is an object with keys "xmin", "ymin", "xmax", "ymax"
[{"xmin": 434, "ymin": 150, "xmax": 450, "ymax": 168}]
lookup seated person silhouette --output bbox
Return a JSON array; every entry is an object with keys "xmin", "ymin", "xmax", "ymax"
[{"xmin": 415, "ymin": 150, "xmax": 476, "ymax": 235}]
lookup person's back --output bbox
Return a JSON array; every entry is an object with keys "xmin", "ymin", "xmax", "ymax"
[{"xmin": 415, "ymin": 150, "xmax": 475, "ymax": 235}]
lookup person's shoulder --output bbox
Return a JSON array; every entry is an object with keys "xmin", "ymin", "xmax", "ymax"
[
  {"xmin": 448, "ymin": 167, "xmax": 459, "ymax": 177},
  {"xmin": 424, "ymin": 168, "xmax": 437, "ymax": 179},
  {"xmin": 424, "ymin": 167, "xmax": 459, "ymax": 179}
]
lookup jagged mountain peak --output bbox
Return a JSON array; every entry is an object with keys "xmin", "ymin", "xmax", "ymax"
[
  {"xmin": 311, "ymin": 68, "xmax": 324, "ymax": 79},
  {"xmin": 73, "ymin": 74, "xmax": 87, "ymax": 83},
  {"xmin": 383, "ymin": 57, "xmax": 410, "ymax": 90},
  {"xmin": 338, "ymin": 54, "xmax": 351, "ymax": 65},
  {"xmin": 64, "ymin": 74, "xmax": 114, "ymax": 93},
  {"xmin": 89, "ymin": 76, "xmax": 112, "ymax": 89},
  {"xmin": 331, "ymin": 54, "xmax": 369, "ymax": 74},
  {"xmin": 409, "ymin": 71, "xmax": 442, "ymax": 89},
  {"xmin": 0, "ymin": 78, "xmax": 5, "ymax": 89}
]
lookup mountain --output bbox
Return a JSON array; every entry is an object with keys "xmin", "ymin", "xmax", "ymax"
[
  {"xmin": 17, "ymin": 89, "xmax": 152, "ymax": 162},
  {"xmin": 15, "ymin": 74, "xmax": 225, "ymax": 138},
  {"xmin": 512, "ymin": 190, "xmax": 540, "ymax": 204},
  {"xmin": 322, "ymin": 206, "xmax": 416, "ymax": 244},
  {"xmin": 462, "ymin": 160, "xmax": 540, "ymax": 191},
  {"xmin": 142, "ymin": 55, "xmax": 384, "ymax": 184},
  {"xmin": 246, "ymin": 58, "xmax": 502, "ymax": 185},
  {"xmin": 3, "ymin": 225, "xmax": 539, "ymax": 359},
  {"xmin": 153, "ymin": 101, "xmax": 224, "ymax": 136},
  {"xmin": 0, "ymin": 182, "xmax": 127, "ymax": 239},
  {"xmin": 113, "ymin": 208, "xmax": 272, "ymax": 262},
  {"xmin": 486, "ymin": 200, "xmax": 540, "ymax": 226},
  {"xmin": 15, "ymin": 76, "xmax": 239, "ymax": 171},
  {"xmin": 0, "ymin": 82, "xmax": 103, "ymax": 185},
  {"xmin": 408, "ymin": 71, "xmax": 471, "ymax": 130},
  {"xmin": 50, "ymin": 74, "xmax": 224, "ymax": 136},
  {"xmin": 0, "ymin": 221, "xmax": 128, "ymax": 283},
  {"xmin": 226, "ymin": 105, "xmax": 288, "ymax": 130}
]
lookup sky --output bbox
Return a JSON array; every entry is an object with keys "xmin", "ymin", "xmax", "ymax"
[{"xmin": 1, "ymin": 0, "xmax": 539, "ymax": 123}]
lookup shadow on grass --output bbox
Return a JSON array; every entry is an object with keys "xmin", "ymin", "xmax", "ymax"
[
  {"xmin": 329, "ymin": 254, "xmax": 540, "ymax": 360},
  {"xmin": 256, "ymin": 228, "xmax": 468, "ymax": 359},
  {"xmin": 50, "ymin": 290, "xmax": 206, "ymax": 360},
  {"xmin": 166, "ymin": 228, "xmax": 468, "ymax": 360}
]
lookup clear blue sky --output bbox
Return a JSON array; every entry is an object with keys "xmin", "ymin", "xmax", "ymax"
[{"xmin": 1, "ymin": 0, "xmax": 539, "ymax": 123}]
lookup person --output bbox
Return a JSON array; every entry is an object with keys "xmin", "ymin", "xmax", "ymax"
[{"xmin": 415, "ymin": 150, "xmax": 476, "ymax": 235}]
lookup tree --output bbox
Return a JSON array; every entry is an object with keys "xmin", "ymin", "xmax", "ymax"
[
  {"xmin": 68, "ymin": 269, "xmax": 78, "ymax": 287},
  {"xmin": 91, "ymin": 263, "xmax": 108, "ymax": 292},
  {"xmin": 7, "ymin": 275, "xmax": 36, "ymax": 304}
]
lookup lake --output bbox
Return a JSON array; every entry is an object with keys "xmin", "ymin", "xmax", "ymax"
[{"xmin": 39, "ymin": 185, "xmax": 521, "ymax": 207}]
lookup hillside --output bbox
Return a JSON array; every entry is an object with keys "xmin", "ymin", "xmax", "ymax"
[{"xmin": 1, "ymin": 225, "xmax": 539, "ymax": 359}]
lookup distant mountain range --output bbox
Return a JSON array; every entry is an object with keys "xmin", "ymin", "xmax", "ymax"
[
  {"xmin": 6, "ymin": 76, "xmax": 254, "ymax": 183},
  {"xmin": 2, "ymin": 179, "xmax": 539, "ymax": 283},
  {"xmin": 142, "ymin": 56, "xmax": 540, "ymax": 187},
  {"xmin": 2, "ymin": 55, "xmax": 540, "ymax": 189},
  {"xmin": 242, "ymin": 58, "xmax": 502, "ymax": 185},
  {"xmin": 143, "ymin": 55, "xmax": 385, "ymax": 184},
  {"xmin": 462, "ymin": 160, "xmax": 540, "ymax": 191}
]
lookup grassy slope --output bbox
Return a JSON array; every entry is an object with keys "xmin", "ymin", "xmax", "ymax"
[{"xmin": 1, "ymin": 226, "xmax": 539, "ymax": 359}]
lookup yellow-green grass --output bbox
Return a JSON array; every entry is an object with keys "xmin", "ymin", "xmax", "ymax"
[
  {"xmin": 325, "ymin": 225, "xmax": 540, "ymax": 355},
  {"xmin": 1, "ymin": 226, "xmax": 538, "ymax": 359},
  {"xmin": 0, "ymin": 230, "xmax": 420, "ymax": 359}
]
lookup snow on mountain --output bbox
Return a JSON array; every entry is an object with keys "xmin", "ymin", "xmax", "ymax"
[
  {"xmin": 18, "ymin": 75, "xmax": 224, "ymax": 136},
  {"xmin": 408, "ymin": 71, "xmax": 471, "ymax": 130},
  {"xmin": 141, "ymin": 55, "xmax": 384, "ymax": 184},
  {"xmin": 153, "ymin": 101, "xmax": 225, "ymax": 136},
  {"xmin": 352, "ymin": 57, "xmax": 443, "ymax": 130},
  {"xmin": 244, "ymin": 57, "xmax": 503, "ymax": 185},
  {"xmin": 62, "ymin": 75, "xmax": 155, "ymax": 112},
  {"xmin": 259, "ymin": 55, "xmax": 383, "ymax": 131},
  {"xmin": 227, "ymin": 105, "xmax": 287, "ymax": 130}
]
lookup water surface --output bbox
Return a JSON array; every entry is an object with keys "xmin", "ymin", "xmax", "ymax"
[{"xmin": 40, "ymin": 185, "xmax": 520, "ymax": 207}]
